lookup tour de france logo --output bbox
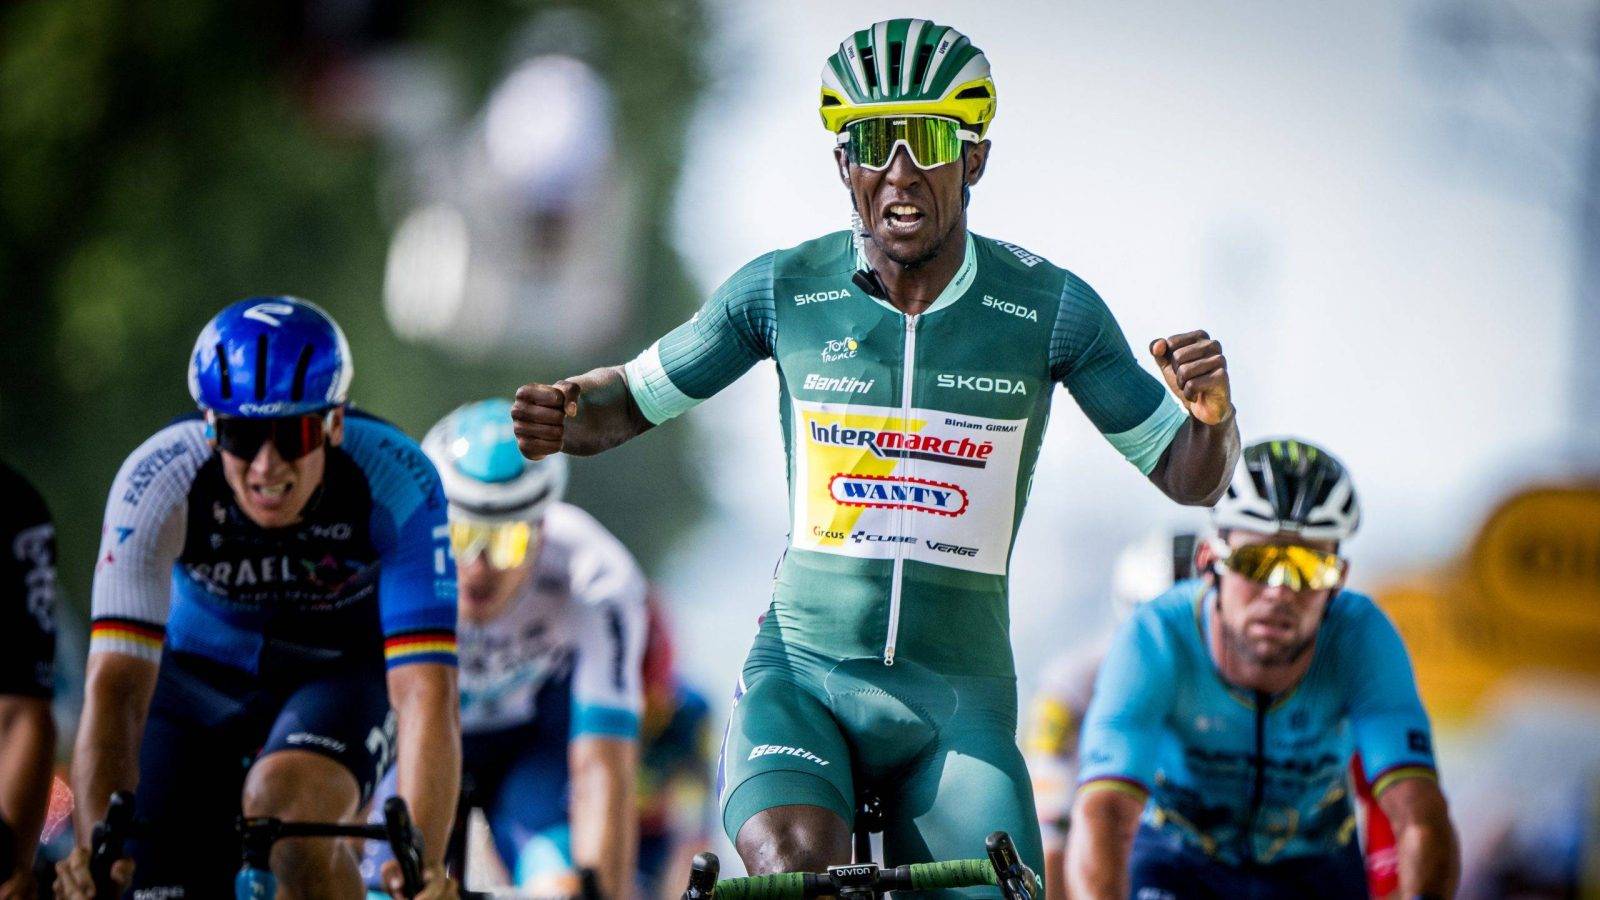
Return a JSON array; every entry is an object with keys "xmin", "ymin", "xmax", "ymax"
[{"xmin": 821, "ymin": 336, "xmax": 859, "ymax": 363}]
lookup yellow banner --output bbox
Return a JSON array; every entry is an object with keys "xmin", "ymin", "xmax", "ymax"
[{"xmin": 1375, "ymin": 484, "xmax": 1600, "ymax": 723}]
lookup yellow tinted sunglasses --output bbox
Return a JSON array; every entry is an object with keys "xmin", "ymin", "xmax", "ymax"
[
  {"xmin": 1211, "ymin": 540, "xmax": 1345, "ymax": 591},
  {"xmin": 450, "ymin": 519, "xmax": 534, "ymax": 569}
]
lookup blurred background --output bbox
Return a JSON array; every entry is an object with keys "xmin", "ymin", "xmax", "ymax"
[{"xmin": 2, "ymin": 0, "xmax": 1598, "ymax": 895}]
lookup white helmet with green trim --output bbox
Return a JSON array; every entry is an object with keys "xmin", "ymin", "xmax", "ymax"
[
  {"xmin": 820, "ymin": 19, "xmax": 998, "ymax": 136},
  {"xmin": 1212, "ymin": 438, "xmax": 1361, "ymax": 542}
]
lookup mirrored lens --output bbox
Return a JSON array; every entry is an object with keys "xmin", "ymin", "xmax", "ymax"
[
  {"xmin": 1221, "ymin": 544, "xmax": 1344, "ymax": 591},
  {"xmin": 214, "ymin": 415, "xmax": 326, "ymax": 462},
  {"xmin": 846, "ymin": 117, "xmax": 965, "ymax": 170},
  {"xmin": 450, "ymin": 520, "xmax": 533, "ymax": 569}
]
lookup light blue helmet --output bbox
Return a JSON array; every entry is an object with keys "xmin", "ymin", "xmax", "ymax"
[
  {"xmin": 188, "ymin": 296, "xmax": 353, "ymax": 417},
  {"xmin": 422, "ymin": 399, "xmax": 568, "ymax": 522}
]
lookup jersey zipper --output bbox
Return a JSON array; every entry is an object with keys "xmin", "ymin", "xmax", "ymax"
[
  {"xmin": 1241, "ymin": 691, "xmax": 1269, "ymax": 866},
  {"xmin": 883, "ymin": 312, "xmax": 918, "ymax": 666}
]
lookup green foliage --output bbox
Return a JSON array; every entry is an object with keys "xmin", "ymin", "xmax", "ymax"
[{"xmin": 0, "ymin": 0, "xmax": 708, "ymax": 612}]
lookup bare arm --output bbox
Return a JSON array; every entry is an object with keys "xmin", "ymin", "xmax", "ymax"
[
  {"xmin": 568, "ymin": 736, "xmax": 638, "ymax": 900},
  {"xmin": 0, "ymin": 697, "xmax": 53, "ymax": 878},
  {"xmin": 1066, "ymin": 787, "xmax": 1144, "ymax": 900},
  {"xmin": 513, "ymin": 366, "xmax": 654, "ymax": 460},
  {"xmin": 1147, "ymin": 412, "xmax": 1239, "ymax": 505},
  {"xmin": 69, "ymin": 654, "xmax": 156, "ymax": 842},
  {"xmin": 387, "ymin": 662, "xmax": 461, "ymax": 870},
  {"xmin": 1375, "ymin": 777, "xmax": 1458, "ymax": 899},
  {"xmin": 1145, "ymin": 331, "xmax": 1239, "ymax": 505}
]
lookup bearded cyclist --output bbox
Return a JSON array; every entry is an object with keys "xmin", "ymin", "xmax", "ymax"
[
  {"xmin": 512, "ymin": 19, "xmax": 1240, "ymax": 886},
  {"xmin": 1068, "ymin": 438, "xmax": 1459, "ymax": 899},
  {"xmin": 58, "ymin": 298, "xmax": 461, "ymax": 898},
  {"xmin": 365, "ymin": 399, "xmax": 646, "ymax": 899}
]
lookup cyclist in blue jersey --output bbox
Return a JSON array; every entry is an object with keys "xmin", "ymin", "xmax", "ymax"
[
  {"xmin": 57, "ymin": 298, "xmax": 461, "ymax": 899},
  {"xmin": 1068, "ymin": 438, "xmax": 1459, "ymax": 900},
  {"xmin": 0, "ymin": 462, "xmax": 57, "ymax": 898}
]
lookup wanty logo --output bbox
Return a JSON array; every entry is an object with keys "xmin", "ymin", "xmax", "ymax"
[
  {"xmin": 809, "ymin": 421, "xmax": 993, "ymax": 468},
  {"xmin": 829, "ymin": 474, "xmax": 969, "ymax": 517},
  {"xmin": 821, "ymin": 336, "xmax": 859, "ymax": 362}
]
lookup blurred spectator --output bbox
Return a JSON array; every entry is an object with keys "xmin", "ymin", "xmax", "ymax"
[
  {"xmin": 636, "ymin": 591, "xmax": 714, "ymax": 899},
  {"xmin": 0, "ymin": 461, "xmax": 58, "ymax": 896},
  {"xmin": 1025, "ymin": 528, "xmax": 1196, "ymax": 900},
  {"xmin": 382, "ymin": 11, "xmax": 635, "ymax": 356}
]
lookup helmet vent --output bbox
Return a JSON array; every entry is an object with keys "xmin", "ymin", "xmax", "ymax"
[
  {"xmin": 912, "ymin": 43, "xmax": 935, "ymax": 85},
  {"xmin": 821, "ymin": 94, "xmax": 841, "ymax": 107},
  {"xmin": 1248, "ymin": 468, "xmax": 1271, "ymax": 504},
  {"xmin": 860, "ymin": 45, "xmax": 880, "ymax": 92},
  {"xmin": 290, "ymin": 343, "xmax": 314, "ymax": 404},
  {"xmin": 888, "ymin": 41, "xmax": 904, "ymax": 88},
  {"xmin": 254, "ymin": 334, "xmax": 269, "ymax": 402},
  {"xmin": 215, "ymin": 342, "xmax": 234, "ymax": 400},
  {"xmin": 954, "ymin": 86, "xmax": 992, "ymax": 100}
]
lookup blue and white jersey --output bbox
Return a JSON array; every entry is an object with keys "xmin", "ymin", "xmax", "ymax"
[
  {"xmin": 458, "ymin": 502, "xmax": 646, "ymax": 739},
  {"xmin": 1077, "ymin": 580, "xmax": 1437, "ymax": 866},
  {"xmin": 90, "ymin": 412, "xmax": 458, "ymax": 674}
]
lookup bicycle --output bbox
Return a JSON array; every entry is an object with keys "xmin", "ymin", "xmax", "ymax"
[
  {"xmin": 679, "ymin": 789, "xmax": 1039, "ymax": 900},
  {"xmin": 88, "ymin": 789, "xmax": 427, "ymax": 899},
  {"xmin": 421, "ymin": 782, "xmax": 599, "ymax": 900}
]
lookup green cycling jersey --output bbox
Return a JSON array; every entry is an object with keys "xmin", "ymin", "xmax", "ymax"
[{"xmin": 625, "ymin": 231, "xmax": 1186, "ymax": 676}]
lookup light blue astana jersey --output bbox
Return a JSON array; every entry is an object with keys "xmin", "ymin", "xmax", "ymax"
[{"xmin": 1078, "ymin": 580, "xmax": 1438, "ymax": 865}]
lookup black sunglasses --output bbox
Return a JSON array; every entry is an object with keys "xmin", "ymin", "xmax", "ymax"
[{"xmin": 213, "ymin": 412, "xmax": 331, "ymax": 462}]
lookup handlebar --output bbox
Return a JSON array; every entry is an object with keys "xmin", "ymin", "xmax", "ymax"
[
  {"xmin": 682, "ymin": 831, "xmax": 1035, "ymax": 900},
  {"xmin": 88, "ymin": 791, "xmax": 426, "ymax": 898},
  {"xmin": 89, "ymin": 790, "xmax": 139, "ymax": 897},
  {"xmin": 237, "ymin": 796, "xmax": 424, "ymax": 896}
]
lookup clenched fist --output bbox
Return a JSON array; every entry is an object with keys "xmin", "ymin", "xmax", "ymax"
[
  {"xmin": 1150, "ymin": 331, "xmax": 1233, "ymax": 426},
  {"xmin": 511, "ymin": 381, "xmax": 581, "ymax": 460}
]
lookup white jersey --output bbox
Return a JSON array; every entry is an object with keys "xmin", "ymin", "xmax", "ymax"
[
  {"xmin": 1024, "ymin": 644, "xmax": 1107, "ymax": 849},
  {"xmin": 457, "ymin": 502, "xmax": 647, "ymax": 736}
]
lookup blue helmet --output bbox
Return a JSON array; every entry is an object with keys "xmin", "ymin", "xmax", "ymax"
[
  {"xmin": 422, "ymin": 398, "xmax": 568, "ymax": 523},
  {"xmin": 188, "ymin": 296, "xmax": 354, "ymax": 417}
]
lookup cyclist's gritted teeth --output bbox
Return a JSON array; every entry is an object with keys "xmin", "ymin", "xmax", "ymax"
[
  {"xmin": 882, "ymin": 201, "xmax": 927, "ymax": 233},
  {"xmin": 249, "ymin": 481, "xmax": 294, "ymax": 510}
]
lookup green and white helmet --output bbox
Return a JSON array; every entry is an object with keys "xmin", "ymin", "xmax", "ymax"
[
  {"xmin": 1213, "ymin": 438, "xmax": 1362, "ymax": 542},
  {"xmin": 820, "ymin": 19, "xmax": 998, "ymax": 136}
]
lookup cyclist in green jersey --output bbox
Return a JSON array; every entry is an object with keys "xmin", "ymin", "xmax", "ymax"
[{"xmin": 512, "ymin": 19, "xmax": 1240, "ymax": 886}]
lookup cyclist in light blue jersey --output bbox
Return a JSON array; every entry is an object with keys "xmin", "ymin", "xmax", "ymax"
[{"xmin": 1068, "ymin": 439, "xmax": 1458, "ymax": 900}]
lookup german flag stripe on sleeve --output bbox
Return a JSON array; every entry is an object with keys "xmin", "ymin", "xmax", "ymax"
[
  {"xmin": 384, "ymin": 629, "xmax": 457, "ymax": 668},
  {"xmin": 90, "ymin": 617, "xmax": 166, "ymax": 662}
]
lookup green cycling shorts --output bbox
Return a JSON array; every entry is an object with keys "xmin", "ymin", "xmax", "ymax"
[{"xmin": 717, "ymin": 633, "xmax": 1044, "ymax": 888}]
